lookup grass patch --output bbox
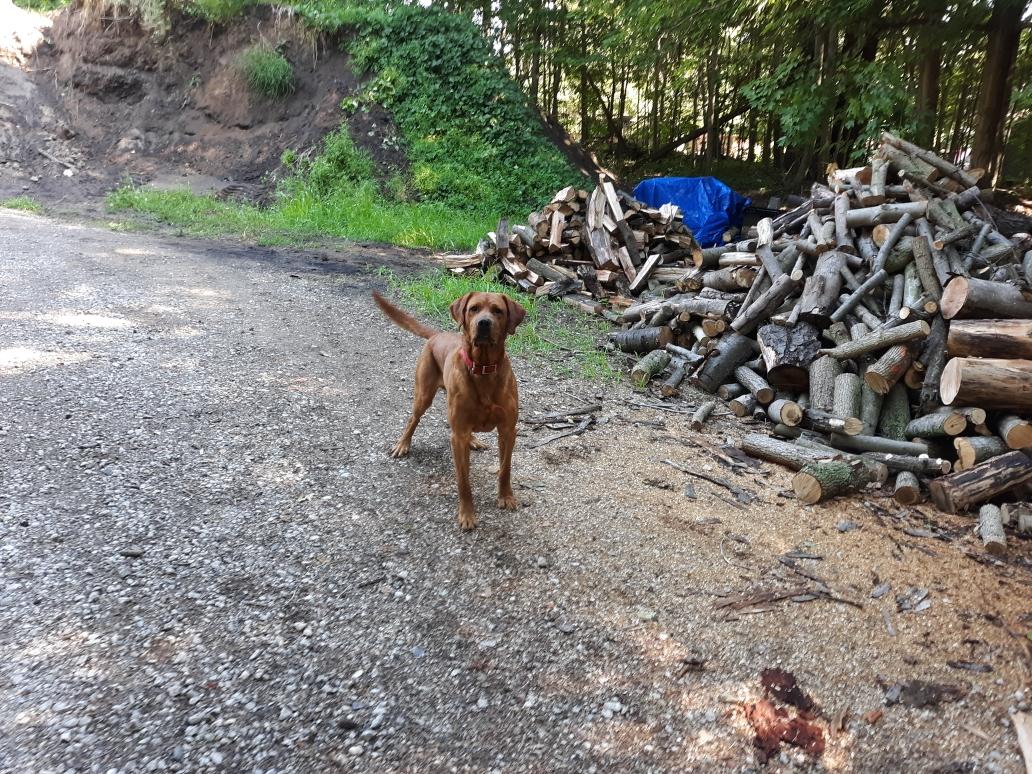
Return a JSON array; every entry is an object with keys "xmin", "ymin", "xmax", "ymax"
[
  {"xmin": 1, "ymin": 196, "xmax": 43, "ymax": 213},
  {"xmin": 239, "ymin": 46, "xmax": 294, "ymax": 98},
  {"xmin": 379, "ymin": 268, "xmax": 617, "ymax": 381},
  {"xmin": 107, "ymin": 182, "xmax": 495, "ymax": 250},
  {"xmin": 12, "ymin": 0, "xmax": 69, "ymax": 11},
  {"xmin": 187, "ymin": 0, "xmax": 251, "ymax": 23}
]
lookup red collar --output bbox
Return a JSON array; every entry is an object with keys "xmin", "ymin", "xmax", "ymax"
[{"xmin": 459, "ymin": 348, "xmax": 498, "ymax": 376}]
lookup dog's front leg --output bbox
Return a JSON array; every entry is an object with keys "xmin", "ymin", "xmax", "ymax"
[
  {"xmin": 496, "ymin": 421, "xmax": 517, "ymax": 510},
  {"xmin": 451, "ymin": 430, "xmax": 477, "ymax": 530}
]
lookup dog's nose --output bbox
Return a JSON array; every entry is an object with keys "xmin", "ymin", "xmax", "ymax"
[{"xmin": 477, "ymin": 318, "xmax": 491, "ymax": 331}]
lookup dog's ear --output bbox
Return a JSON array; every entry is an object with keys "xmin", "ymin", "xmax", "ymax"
[
  {"xmin": 503, "ymin": 294, "xmax": 527, "ymax": 335},
  {"xmin": 450, "ymin": 293, "xmax": 472, "ymax": 327}
]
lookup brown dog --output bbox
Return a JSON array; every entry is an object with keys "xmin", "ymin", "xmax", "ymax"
[{"xmin": 372, "ymin": 290, "xmax": 526, "ymax": 530}]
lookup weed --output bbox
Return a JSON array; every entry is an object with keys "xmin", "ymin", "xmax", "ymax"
[
  {"xmin": 378, "ymin": 268, "xmax": 616, "ymax": 381},
  {"xmin": 1, "ymin": 196, "xmax": 43, "ymax": 213},
  {"xmin": 239, "ymin": 46, "xmax": 294, "ymax": 98},
  {"xmin": 187, "ymin": 0, "xmax": 249, "ymax": 24}
]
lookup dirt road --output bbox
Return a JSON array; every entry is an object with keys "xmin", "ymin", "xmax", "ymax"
[{"xmin": 1, "ymin": 210, "xmax": 1029, "ymax": 772}]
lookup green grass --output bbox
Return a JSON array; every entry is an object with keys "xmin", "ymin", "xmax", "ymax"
[
  {"xmin": 238, "ymin": 46, "xmax": 294, "ymax": 98},
  {"xmin": 107, "ymin": 182, "xmax": 495, "ymax": 250},
  {"xmin": 379, "ymin": 269, "xmax": 617, "ymax": 381},
  {"xmin": 1, "ymin": 196, "xmax": 43, "ymax": 213},
  {"xmin": 12, "ymin": 0, "xmax": 69, "ymax": 11}
]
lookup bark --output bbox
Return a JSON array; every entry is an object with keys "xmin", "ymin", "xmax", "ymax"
[
  {"xmin": 978, "ymin": 504, "xmax": 1006, "ymax": 554},
  {"xmin": 833, "ymin": 373, "xmax": 862, "ymax": 422},
  {"xmin": 630, "ymin": 350, "xmax": 671, "ymax": 389},
  {"xmin": 894, "ymin": 471, "xmax": 923, "ymax": 505},
  {"xmin": 954, "ymin": 436, "xmax": 1010, "ymax": 470},
  {"xmin": 941, "ymin": 277, "xmax": 1032, "ymax": 320},
  {"xmin": 821, "ymin": 320, "xmax": 929, "ymax": 360},
  {"xmin": 609, "ymin": 327, "xmax": 673, "ymax": 353},
  {"xmin": 739, "ymin": 433, "xmax": 841, "ymax": 470},
  {"xmin": 809, "ymin": 355, "xmax": 842, "ymax": 412},
  {"xmin": 864, "ymin": 344, "xmax": 913, "ymax": 395},
  {"xmin": 797, "ymin": 250, "xmax": 845, "ymax": 327},
  {"xmin": 827, "ymin": 433, "xmax": 930, "ymax": 457},
  {"xmin": 941, "ymin": 358, "xmax": 1032, "ymax": 412},
  {"xmin": 793, "ymin": 459, "xmax": 885, "ymax": 504},
  {"xmin": 866, "ymin": 453, "xmax": 950, "ymax": 476},
  {"xmin": 756, "ymin": 322, "xmax": 821, "ymax": 391}
]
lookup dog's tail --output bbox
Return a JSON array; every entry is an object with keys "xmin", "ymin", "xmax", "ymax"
[{"xmin": 372, "ymin": 291, "xmax": 438, "ymax": 339}]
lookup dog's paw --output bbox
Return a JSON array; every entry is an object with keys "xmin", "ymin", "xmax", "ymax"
[
  {"xmin": 458, "ymin": 509, "xmax": 478, "ymax": 531},
  {"xmin": 389, "ymin": 441, "xmax": 411, "ymax": 458},
  {"xmin": 497, "ymin": 492, "xmax": 519, "ymax": 510}
]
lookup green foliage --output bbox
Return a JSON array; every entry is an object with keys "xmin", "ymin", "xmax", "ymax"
[
  {"xmin": 379, "ymin": 268, "xmax": 616, "ymax": 380},
  {"xmin": 106, "ymin": 181, "xmax": 494, "ymax": 250},
  {"xmin": 12, "ymin": 0, "xmax": 69, "ymax": 11},
  {"xmin": 1, "ymin": 196, "xmax": 43, "ymax": 213},
  {"xmin": 285, "ymin": 129, "xmax": 375, "ymax": 196},
  {"xmin": 238, "ymin": 46, "xmax": 294, "ymax": 98},
  {"xmin": 185, "ymin": 0, "xmax": 250, "ymax": 24}
]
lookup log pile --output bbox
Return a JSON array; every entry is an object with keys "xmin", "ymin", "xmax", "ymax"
[{"xmin": 464, "ymin": 132, "xmax": 1032, "ymax": 544}]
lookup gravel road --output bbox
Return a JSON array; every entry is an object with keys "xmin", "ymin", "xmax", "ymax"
[{"xmin": 1, "ymin": 210, "xmax": 1029, "ymax": 773}]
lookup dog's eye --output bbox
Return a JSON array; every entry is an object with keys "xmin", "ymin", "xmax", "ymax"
[
  {"xmin": 469, "ymin": 305, "xmax": 479, "ymax": 312},
  {"xmin": 492, "ymin": 308, "xmax": 503, "ymax": 315}
]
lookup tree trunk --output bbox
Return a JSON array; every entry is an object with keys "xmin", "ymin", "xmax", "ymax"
[{"xmin": 970, "ymin": 0, "xmax": 1025, "ymax": 184}]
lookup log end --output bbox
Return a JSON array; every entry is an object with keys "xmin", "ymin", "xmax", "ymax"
[
  {"xmin": 942, "ymin": 412, "xmax": 968, "ymax": 436},
  {"xmin": 792, "ymin": 471, "xmax": 823, "ymax": 505},
  {"xmin": 940, "ymin": 358, "xmax": 963, "ymax": 405},
  {"xmin": 863, "ymin": 370, "xmax": 892, "ymax": 396},
  {"xmin": 842, "ymin": 417, "xmax": 864, "ymax": 436},
  {"xmin": 940, "ymin": 276, "xmax": 968, "ymax": 320}
]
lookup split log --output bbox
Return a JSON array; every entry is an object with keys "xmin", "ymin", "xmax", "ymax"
[
  {"xmin": 526, "ymin": 257, "xmax": 573, "ymax": 284},
  {"xmin": 941, "ymin": 358, "xmax": 1032, "ymax": 412},
  {"xmin": 797, "ymin": 251, "xmax": 845, "ymax": 327},
  {"xmin": 928, "ymin": 450, "xmax": 1032, "ymax": 513},
  {"xmin": 977, "ymin": 504, "xmax": 1006, "ymax": 554},
  {"xmin": 905, "ymin": 411, "xmax": 966, "ymax": 439},
  {"xmin": 954, "ymin": 436, "xmax": 1009, "ymax": 470},
  {"xmin": 628, "ymin": 253, "xmax": 662, "ymax": 294},
  {"xmin": 947, "ymin": 319, "xmax": 1032, "ymax": 359},
  {"xmin": 767, "ymin": 399, "xmax": 804, "ymax": 427},
  {"xmin": 997, "ymin": 415, "xmax": 1032, "ymax": 449},
  {"xmin": 739, "ymin": 434, "xmax": 840, "ymax": 470},
  {"xmin": 941, "ymin": 276, "xmax": 1032, "ymax": 320},
  {"xmin": 893, "ymin": 471, "xmax": 922, "ymax": 505},
  {"xmin": 833, "ymin": 373, "xmax": 862, "ymax": 424},
  {"xmin": 630, "ymin": 350, "xmax": 671, "ymax": 389},
  {"xmin": 690, "ymin": 333, "xmax": 757, "ymax": 393},
  {"xmin": 609, "ymin": 327, "xmax": 673, "ymax": 353},
  {"xmin": 734, "ymin": 366, "xmax": 775, "ymax": 404},
  {"xmin": 690, "ymin": 399, "xmax": 717, "ymax": 431},
  {"xmin": 756, "ymin": 322, "xmax": 821, "ymax": 391},
  {"xmin": 793, "ymin": 459, "xmax": 885, "ymax": 504},
  {"xmin": 864, "ymin": 344, "xmax": 913, "ymax": 394},
  {"xmin": 821, "ymin": 320, "xmax": 929, "ymax": 360},
  {"xmin": 809, "ymin": 355, "xmax": 842, "ymax": 412},
  {"xmin": 801, "ymin": 408, "xmax": 863, "ymax": 436}
]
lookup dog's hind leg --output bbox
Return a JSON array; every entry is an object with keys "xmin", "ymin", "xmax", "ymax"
[{"xmin": 390, "ymin": 347, "xmax": 440, "ymax": 458}]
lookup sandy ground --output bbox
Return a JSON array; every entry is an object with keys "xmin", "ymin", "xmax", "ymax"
[{"xmin": 1, "ymin": 209, "xmax": 1030, "ymax": 773}]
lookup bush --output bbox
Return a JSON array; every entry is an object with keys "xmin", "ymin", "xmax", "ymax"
[
  {"xmin": 288, "ymin": 128, "xmax": 376, "ymax": 196},
  {"xmin": 239, "ymin": 46, "xmax": 294, "ymax": 98}
]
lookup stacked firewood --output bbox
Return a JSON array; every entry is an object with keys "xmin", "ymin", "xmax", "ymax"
[{"xmin": 455, "ymin": 182, "xmax": 703, "ymax": 314}]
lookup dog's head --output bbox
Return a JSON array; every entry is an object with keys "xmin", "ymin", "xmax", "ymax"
[{"xmin": 450, "ymin": 291, "xmax": 526, "ymax": 347}]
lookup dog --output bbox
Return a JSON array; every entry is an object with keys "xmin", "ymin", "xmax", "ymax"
[{"xmin": 372, "ymin": 290, "xmax": 527, "ymax": 530}]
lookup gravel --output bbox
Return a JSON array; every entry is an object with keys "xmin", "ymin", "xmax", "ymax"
[{"xmin": 0, "ymin": 210, "xmax": 1028, "ymax": 772}]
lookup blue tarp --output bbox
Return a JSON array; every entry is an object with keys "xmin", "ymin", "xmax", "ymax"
[{"xmin": 632, "ymin": 176, "xmax": 750, "ymax": 248}]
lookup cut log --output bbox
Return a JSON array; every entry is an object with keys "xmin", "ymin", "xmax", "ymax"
[
  {"xmin": 734, "ymin": 365, "xmax": 775, "ymax": 404},
  {"xmin": 941, "ymin": 358, "xmax": 1032, "ymax": 412},
  {"xmin": 947, "ymin": 319, "xmax": 1032, "ymax": 359},
  {"xmin": 673, "ymin": 296, "xmax": 740, "ymax": 320},
  {"xmin": 729, "ymin": 393, "xmax": 758, "ymax": 417},
  {"xmin": 881, "ymin": 131, "xmax": 979, "ymax": 188},
  {"xmin": 866, "ymin": 453, "xmax": 950, "ymax": 476},
  {"xmin": 905, "ymin": 411, "xmax": 967, "ymax": 439},
  {"xmin": 821, "ymin": 320, "xmax": 929, "ymax": 360},
  {"xmin": 911, "ymin": 235, "xmax": 943, "ymax": 300},
  {"xmin": 830, "ymin": 268, "xmax": 888, "ymax": 323},
  {"xmin": 893, "ymin": 471, "xmax": 922, "ymax": 505},
  {"xmin": 630, "ymin": 350, "xmax": 671, "ymax": 389},
  {"xmin": 756, "ymin": 322, "xmax": 821, "ymax": 391},
  {"xmin": 730, "ymin": 272, "xmax": 802, "ymax": 334},
  {"xmin": 690, "ymin": 332, "xmax": 757, "ymax": 393},
  {"xmin": 977, "ymin": 504, "xmax": 1006, "ymax": 554},
  {"xmin": 793, "ymin": 459, "xmax": 885, "ymax": 504},
  {"xmin": 609, "ymin": 326, "xmax": 674, "ymax": 353},
  {"xmin": 833, "ymin": 373, "xmax": 862, "ymax": 424},
  {"xmin": 660, "ymin": 361, "xmax": 686, "ymax": 397},
  {"xmin": 859, "ymin": 380, "xmax": 883, "ymax": 436},
  {"xmin": 701, "ymin": 266, "xmax": 757, "ymax": 292},
  {"xmin": 844, "ymin": 201, "xmax": 928, "ymax": 228},
  {"xmin": 665, "ymin": 342, "xmax": 705, "ymax": 366},
  {"xmin": 767, "ymin": 399, "xmax": 803, "ymax": 427},
  {"xmin": 739, "ymin": 434, "xmax": 840, "ymax": 470},
  {"xmin": 928, "ymin": 450, "xmax": 1032, "ymax": 513},
  {"xmin": 827, "ymin": 433, "xmax": 930, "ymax": 457},
  {"xmin": 809, "ymin": 355, "xmax": 842, "ymax": 412},
  {"xmin": 834, "ymin": 193, "xmax": 857, "ymax": 254},
  {"xmin": 797, "ymin": 251, "xmax": 845, "ymax": 327},
  {"xmin": 997, "ymin": 415, "xmax": 1032, "ymax": 449},
  {"xmin": 717, "ymin": 382, "xmax": 747, "ymax": 401},
  {"xmin": 864, "ymin": 344, "xmax": 913, "ymax": 395},
  {"xmin": 941, "ymin": 276, "xmax": 1032, "ymax": 320},
  {"xmin": 954, "ymin": 436, "xmax": 1009, "ymax": 470},
  {"xmin": 917, "ymin": 316, "xmax": 948, "ymax": 414},
  {"xmin": 690, "ymin": 399, "xmax": 717, "ymax": 431},
  {"xmin": 801, "ymin": 408, "xmax": 863, "ymax": 436},
  {"xmin": 872, "ymin": 213, "xmax": 914, "ymax": 272}
]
